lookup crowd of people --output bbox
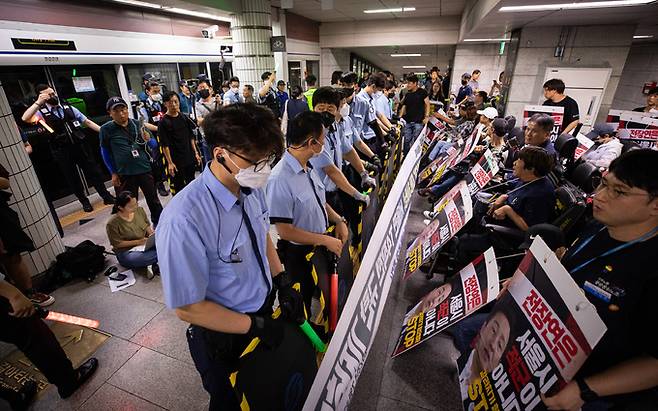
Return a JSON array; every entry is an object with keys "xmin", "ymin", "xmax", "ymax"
[{"xmin": 1, "ymin": 61, "xmax": 657, "ymax": 411}]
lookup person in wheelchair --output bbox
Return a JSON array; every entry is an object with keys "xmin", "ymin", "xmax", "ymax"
[
  {"xmin": 455, "ymin": 146, "xmax": 556, "ymax": 265},
  {"xmin": 581, "ymin": 123, "xmax": 622, "ymax": 169}
]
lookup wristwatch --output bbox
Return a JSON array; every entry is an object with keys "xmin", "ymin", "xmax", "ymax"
[
  {"xmin": 338, "ymin": 216, "xmax": 348, "ymax": 225},
  {"xmin": 576, "ymin": 377, "xmax": 599, "ymax": 402}
]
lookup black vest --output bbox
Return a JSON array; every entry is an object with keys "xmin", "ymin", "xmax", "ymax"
[
  {"xmin": 142, "ymin": 99, "xmax": 163, "ymax": 125},
  {"xmin": 38, "ymin": 103, "xmax": 85, "ymax": 146}
]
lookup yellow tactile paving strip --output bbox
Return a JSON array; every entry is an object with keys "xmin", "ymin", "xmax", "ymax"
[{"xmin": 59, "ymin": 201, "xmax": 112, "ymax": 228}]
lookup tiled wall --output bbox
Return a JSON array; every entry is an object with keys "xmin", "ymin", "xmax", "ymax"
[
  {"xmin": 0, "ymin": 82, "xmax": 64, "ymax": 276},
  {"xmin": 611, "ymin": 43, "xmax": 658, "ymax": 111}
]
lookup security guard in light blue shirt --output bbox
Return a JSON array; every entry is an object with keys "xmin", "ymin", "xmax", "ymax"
[
  {"xmin": 156, "ymin": 104, "xmax": 304, "ymax": 411},
  {"xmin": 267, "ymin": 112, "xmax": 349, "ymax": 311}
]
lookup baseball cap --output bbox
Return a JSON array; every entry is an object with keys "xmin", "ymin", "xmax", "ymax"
[
  {"xmin": 178, "ymin": 80, "xmax": 189, "ymax": 87},
  {"xmin": 519, "ymin": 224, "xmax": 565, "ymax": 251},
  {"xmin": 585, "ymin": 123, "xmax": 616, "ymax": 140},
  {"xmin": 106, "ymin": 96, "xmax": 127, "ymax": 111},
  {"xmin": 477, "ymin": 107, "xmax": 498, "ymax": 120},
  {"xmin": 462, "ymin": 72, "xmax": 471, "ymax": 79},
  {"xmin": 492, "ymin": 118, "xmax": 507, "ymax": 136},
  {"xmin": 142, "ymin": 73, "xmax": 154, "ymax": 81}
]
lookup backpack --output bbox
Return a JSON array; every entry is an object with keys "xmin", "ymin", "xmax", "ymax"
[{"xmin": 55, "ymin": 240, "xmax": 107, "ymax": 283}]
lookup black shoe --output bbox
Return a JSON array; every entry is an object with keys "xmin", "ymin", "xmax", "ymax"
[
  {"xmin": 7, "ymin": 380, "xmax": 37, "ymax": 411},
  {"xmin": 102, "ymin": 195, "xmax": 115, "ymax": 205},
  {"xmin": 157, "ymin": 183, "xmax": 170, "ymax": 197},
  {"xmin": 58, "ymin": 358, "xmax": 99, "ymax": 399},
  {"xmin": 81, "ymin": 199, "xmax": 93, "ymax": 212},
  {"xmin": 151, "ymin": 263, "xmax": 160, "ymax": 276}
]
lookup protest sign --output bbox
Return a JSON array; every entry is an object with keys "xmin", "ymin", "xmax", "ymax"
[
  {"xmin": 618, "ymin": 112, "xmax": 658, "ymax": 148},
  {"xmin": 574, "ymin": 133, "xmax": 595, "ymax": 160},
  {"xmin": 523, "ymin": 105, "xmax": 564, "ymax": 142},
  {"xmin": 393, "ymin": 248, "xmax": 499, "ymax": 357},
  {"xmin": 404, "ymin": 180, "xmax": 473, "ymax": 279},
  {"xmin": 302, "ymin": 131, "xmax": 424, "ymax": 410},
  {"xmin": 465, "ymin": 149, "xmax": 500, "ymax": 195},
  {"xmin": 459, "ymin": 237, "xmax": 606, "ymax": 411}
]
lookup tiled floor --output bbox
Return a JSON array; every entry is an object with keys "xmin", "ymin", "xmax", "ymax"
[{"xmin": 2, "ymin": 191, "xmax": 463, "ymax": 410}]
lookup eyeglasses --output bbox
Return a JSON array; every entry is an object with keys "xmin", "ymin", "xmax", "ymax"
[
  {"xmin": 594, "ymin": 178, "xmax": 650, "ymax": 199},
  {"xmin": 226, "ymin": 149, "xmax": 276, "ymax": 172}
]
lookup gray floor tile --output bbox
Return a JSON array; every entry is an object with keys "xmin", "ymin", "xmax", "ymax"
[
  {"xmin": 130, "ymin": 308, "xmax": 193, "ymax": 365},
  {"xmin": 376, "ymin": 395, "xmax": 433, "ymax": 411},
  {"xmin": 49, "ymin": 281, "xmax": 164, "ymax": 339},
  {"xmin": 109, "ymin": 347, "xmax": 209, "ymax": 411},
  {"xmin": 29, "ymin": 336, "xmax": 140, "ymax": 410},
  {"xmin": 79, "ymin": 383, "xmax": 164, "ymax": 411}
]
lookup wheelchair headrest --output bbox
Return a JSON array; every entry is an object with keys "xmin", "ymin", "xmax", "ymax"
[
  {"xmin": 570, "ymin": 162, "xmax": 601, "ymax": 193},
  {"xmin": 621, "ymin": 139, "xmax": 640, "ymax": 154},
  {"xmin": 554, "ymin": 133, "xmax": 578, "ymax": 160}
]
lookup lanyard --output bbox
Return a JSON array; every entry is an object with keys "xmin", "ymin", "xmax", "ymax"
[
  {"xmin": 568, "ymin": 225, "xmax": 658, "ymax": 274},
  {"xmin": 240, "ymin": 204, "xmax": 271, "ymax": 293},
  {"xmin": 306, "ymin": 171, "xmax": 328, "ymax": 228}
]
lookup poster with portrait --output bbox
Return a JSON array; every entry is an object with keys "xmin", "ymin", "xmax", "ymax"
[
  {"xmin": 459, "ymin": 237, "xmax": 607, "ymax": 411},
  {"xmin": 617, "ymin": 112, "xmax": 658, "ymax": 148},
  {"xmin": 404, "ymin": 181, "xmax": 473, "ymax": 279},
  {"xmin": 523, "ymin": 105, "xmax": 564, "ymax": 143},
  {"xmin": 393, "ymin": 248, "xmax": 499, "ymax": 357},
  {"xmin": 465, "ymin": 149, "xmax": 500, "ymax": 195}
]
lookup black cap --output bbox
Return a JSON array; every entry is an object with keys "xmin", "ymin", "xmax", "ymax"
[
  {"xmin": 106, "ymin": 96, "xmax": 128, "ymax": 111},
  {"xmin": 585, "ymin": 123, "xmax": 616, "ymax": 140},
  {"xmin": 520, "ymin": 224, "xmax": 565, "ymax": 251},
  {"xmin": 142, "ymin": 73, "xmax": 154, "ymax": 81},
  {"xmin": 178, "ymin": 80, "xmax": 188, "ymax": 87},
  {"xmin": 492, "ymin": 118, "xmax": 507, "ymax": 136}
]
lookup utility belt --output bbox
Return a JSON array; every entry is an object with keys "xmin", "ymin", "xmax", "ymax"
[{"xmin": 188, "ymin": 297, "xmax": 272, "ymax": 371}]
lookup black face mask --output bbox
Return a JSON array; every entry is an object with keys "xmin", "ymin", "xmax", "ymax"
[
  {"xmin": 47, "ymin": 96, "xmax": 59, "ymax": 106},
  {"xmin": 320, "ymin": 111, "xmax": 335, "ymax": 128},
  {"xmin": 461, "ymin": 79, "xmax": 468, "ymax": 86},
  {"xmin": 387, "ymin": 92, "xmax": 395, "ymax": 99},
  {"xmin": 198, "ymin": 89, "xmax": 211, "ymax": 99}
]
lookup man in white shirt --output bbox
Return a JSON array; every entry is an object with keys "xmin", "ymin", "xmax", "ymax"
[{"xmin": 583, "ymin": 123, "xmax": 623, "ymax": 169}]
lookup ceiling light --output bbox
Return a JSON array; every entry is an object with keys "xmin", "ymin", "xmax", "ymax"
[
  {"xmin": 464, "ymin": 38, "xmax": 510, "ymax": 42},
  {"xmin": 633, "ymin": 35, "xmax": 654, "ymax": 38},
  {"xmin": 166, "ymin": 7, "xmax": 232, "ymax": 22},
  {"xmin": 110, "ymin": 0, "xmax": 232, "ymax": 22},
  {"xmin": 403, "ymin": 65, "xmax": 426, "ymax": 68},
  {"xmin": 113, "ymin": 0, "xmax": 160, "ymax": 8},
  {"xmin": 500, "ymin": 0, "xmax": 654, "ymax": 12},
  {"xmin": 391, "ymin": 53, "xmax": 422, "ymax": 57},
  {"xmin": 364, "ymin": 7, "xmax": 416, "ymax": 13}
]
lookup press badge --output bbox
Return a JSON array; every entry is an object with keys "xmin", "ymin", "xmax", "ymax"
[{"xmin": 131, "ymin": 149, "xmax": 140, "ymax": 158}]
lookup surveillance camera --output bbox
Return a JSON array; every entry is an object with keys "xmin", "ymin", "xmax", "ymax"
[{"xmin": 201, "ymin": 25, "xmax": 219, "ymax": 39}]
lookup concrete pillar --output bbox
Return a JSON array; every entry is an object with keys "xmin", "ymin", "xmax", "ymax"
[
  {"xmin": 230, "ymin": 0, "xmax": 275, "ymax": 90},
  {"xmin": 272, "ymin": 7, "xmax": 288, "ymax": 84},
  {"xmin": 0, "ymin": 81, "xmax": 65, "ymax": 276}
]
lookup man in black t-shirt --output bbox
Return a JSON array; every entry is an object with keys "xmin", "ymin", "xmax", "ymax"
[
  {"xmin": 543, "ymin": 78, "xmax": 580, "ymax": 134},
  {"xmin": 399, "ymin": 74, "xmax": 429, "ymax": 155},
  {"xmin": 543, "ymin": 149, "xmax": 658, "ymax": 410},
  {"xmin": 632, "ymin": 87, "xmax": 657, "ymax": 113},
  {"xmin": 158, "ymin": 92, "xmax": 201, "ymax": 195}
]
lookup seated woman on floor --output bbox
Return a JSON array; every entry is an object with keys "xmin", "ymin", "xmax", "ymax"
[{"xmin": 106, "ymin": 191, "xmax": 159, "ymax": 279}]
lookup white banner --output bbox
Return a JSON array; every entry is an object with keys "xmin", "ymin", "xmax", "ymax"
[{"xmin": 302, "ymin": 132, "xmax": 424, "ymax": 410}]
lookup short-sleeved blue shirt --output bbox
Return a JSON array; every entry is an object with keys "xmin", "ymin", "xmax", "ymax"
[
  {"xmin": 267, "ymin": 151, "xmax": 327, "ymax": 235},
  {"xmin": 156, "ymin": 166, "xmax": 272, "ymax": 313},
  {"xmin": 354, "ymin": 90, "xmax": 377, "ymax": 141},
  {"xmin": 373, "ymin": 92, "xmax": 392, "ymax": 119},
  {"xmin": 309, "ymin": 125, "xmax": 343, "ymax": 193},
  {"xmin": 506, "ymin": 177, "xmax": 556, "ymax": 227}
]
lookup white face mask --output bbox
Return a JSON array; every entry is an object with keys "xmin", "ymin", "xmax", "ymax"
[
  {"xmin": 231, "ymin": 87, "xmax": 239, "ymax": 93},
  {"xmin": 374, "ymin": 91, "xmax": 383, "ymax": 98},
  {"xmin": 311, "ymin": 141, "xmax": 325, "ymax": 158},
  {"xmin": 340, "ymin": 104, "xmax": 350, "ymax": 118},
  {"xmin": 151, "ymin": 93, "xmax": 162, "ymax": 102},
  {"xmin": 226, "ymin": 154, "xmax": 271, "ymax": 189}
]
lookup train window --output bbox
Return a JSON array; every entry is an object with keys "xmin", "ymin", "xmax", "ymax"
[
  {"xmin": 50, "ymin": 64, "xmax": 120, "ymax": 125},
  {"xmin": 123, "ymin": 63, "xmax": 179, "ymax": 101}
]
